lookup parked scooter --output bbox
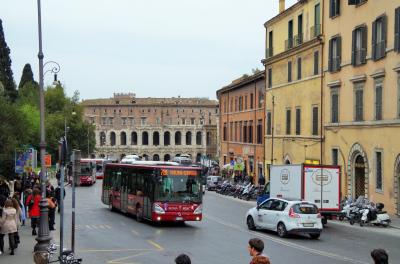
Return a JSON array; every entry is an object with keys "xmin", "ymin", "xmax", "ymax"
[{"xmin": 360, "ymin": 202, "xmax": 391, "ymax": 227}]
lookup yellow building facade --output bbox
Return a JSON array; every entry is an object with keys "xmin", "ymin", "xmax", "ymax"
[
  {"xmin": 323, "ymin": 0, "xmax": 400, "ymax": 215},
  {"xmin": 263, "ymin": 0, "xmax": 324, "ymax": 176}
]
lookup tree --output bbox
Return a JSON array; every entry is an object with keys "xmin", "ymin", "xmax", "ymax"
[
  {"xmin": 18, "ymin": 63, "xmax": 36, "ymax": 89},
  {"xmin": 0, "ymin": 19, "xmax": 16, "ymax": 101}
]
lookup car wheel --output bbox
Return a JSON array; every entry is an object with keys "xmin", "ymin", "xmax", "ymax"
[
  {"xmin": 277, "ymin": 223, "xmax": 288, "ymax": 238},
  {"xmin": 246, "ymin": 216, "xmax": 256, "ymax": 231},
  {"xmin": 309, "ymin": 233, "xmax": 320, "ymax": 239}
]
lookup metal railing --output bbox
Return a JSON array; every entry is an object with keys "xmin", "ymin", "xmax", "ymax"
[
  {"xmin": 294, "ymin": 34, "xmax": 303, "ymax": 46},
  {"xmin": 285, "ymin": 38, "xmax": 294, "ymax": 50},
  {"xmin": 266, "ymin": 48, "xmax": 273, "ymax": 58},
  {"xmin": 311, "ymin": 24, "xmax": 321, "ymax": 39},
  {"xmin": 354, "ymin": 48, "xmax": 367, "ymax": 65},
  {"xmin": 374, "ymin": 41, "xmax": 386, "ymax": 60},
  {"xmin": 330, "ymin": 56, "xmax": 341, "ymax": 72}
]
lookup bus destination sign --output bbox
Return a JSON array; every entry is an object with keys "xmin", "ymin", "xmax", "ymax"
[{"xmin": 160, "ymin": 169, "xmax": 198, "ymax": 177}]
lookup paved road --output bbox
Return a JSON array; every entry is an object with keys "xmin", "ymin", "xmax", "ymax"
[{"xmin": 55, "ymin": 181, "xmax": 400, "ymax": 264}]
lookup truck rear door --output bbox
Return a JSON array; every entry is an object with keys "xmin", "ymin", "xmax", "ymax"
[{"xmin": 270, "ymin": 165, "xmax": 302, "ymax": 199}]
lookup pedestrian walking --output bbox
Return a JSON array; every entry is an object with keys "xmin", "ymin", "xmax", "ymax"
[
  {"xmin": 10, "ymin": 198, "xmax": 21, "ymax": 247},
  {"xmin": 46, "ymin": 179, "xmax": 55, "ymax": 198},
  {"xmin": 0, "ymin": 199, "xmax": 18, "ymax": 255},
  {"xmin": 26, "ymin": 188, "xmax": 41, "ymax": 236},
  {"xmin": 55, "ymin": 183, "xmax": 66, "ymax": 213},
  {"xmin": 0, "ymin": 178, "xmax": 10, "ymax": 198},
  {"xmin": 371, "ymin": 249, "xmax": 388, "ymax": 264},
  {"xmin": 46, "ymin": 192, "xmax": 57, "ymax": 231},
  {"xmin": 175, "ymin": 254, "xmax": 191, "ymax": 264},
  {"xmin": 247, "ymin": 238, "xmax": 270, "ymax": 264}
]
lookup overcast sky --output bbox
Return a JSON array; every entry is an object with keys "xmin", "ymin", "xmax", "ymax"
[{"xmin": 1, "ymin": 0, "xmax": 297, "ymax": 100}]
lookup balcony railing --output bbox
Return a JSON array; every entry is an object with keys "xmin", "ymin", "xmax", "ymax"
[
  {"xmin": 285, "ymin": 38, "xmax": 294, "ymax": 50},
  {"xmin": 266, "ymin": 48, "xmax": 273, "ymax": 58},
  {"xmin": 294, "ymin": 34, "xmax": 303, "ymax": 46},
  {"xmin": 354, "ymin": 48, "xmax": 367, "ymax": 65},
  {"xmin": 329, "ymin": 56, "xmax": 341, "ymax": 72},
  {"xmin": 311, "ymin": 24, "xmax": 321, "ymax": 39}
]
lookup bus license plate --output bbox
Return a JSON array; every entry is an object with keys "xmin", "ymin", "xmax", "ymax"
[
  {"xmin": 303, "ymin": 223, "xmax": 314, "ymax": 227},
  {"xmin": 176, "ymin": 217, "xmax": 183, "ymax": 221}
]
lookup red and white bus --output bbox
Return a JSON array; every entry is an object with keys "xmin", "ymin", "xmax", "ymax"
[
  {"xmin": 79, "ymin": 159, "xmax": 96, "ymax": 185},
  {"xmin": 81, "ymin": 158, "xmax": 111, "ymax": 179},
  {"xmin": 102, "ymin": 161, "xmax": 203, "ymax": 222}
]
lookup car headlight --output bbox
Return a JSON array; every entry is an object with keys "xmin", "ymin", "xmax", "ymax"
[
  {"xmin": 194, "ymin": 205, "xmax": 202, "ymax": 214},
  {"xmin": 153, "ymin": 204, "xmax": 165, "ymax": 214}
]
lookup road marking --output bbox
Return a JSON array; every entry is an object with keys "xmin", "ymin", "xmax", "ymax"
[
  {"xmin": 107, "ymin": 251, "xmax": 149, "ymax": 264},
  {"xmin": 131, "ymin": 229, "xmax": 140, "ymax": 236},
  {"xmin": 79, "ymin": 249, "xmax": 151, "ymax": 253},
  {"xmin": 146, "ymin": 240, "xmax": 164, "ymax": 251},
  {"xmin": 86, "ymin": 225, "xmax": 92, "ymax": 229},
  {"xmin": 205, "ymin": 214, "xmax": 368, "ymax": 264},
  {"xmin": 105, "ymin": 224, "xmax": 112, "ymax": 229},
  {"xmin": 99, "ymin": 225, "xmax": 106, "ymax": 229},
  {"xmin": 91, "ymin": 225, "xmax": 99, "ymax": 229}
]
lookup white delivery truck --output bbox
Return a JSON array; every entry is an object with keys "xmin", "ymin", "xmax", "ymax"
[{"xmin": 259, "ymin": 164, "xmax": 341, "ymax": 225}]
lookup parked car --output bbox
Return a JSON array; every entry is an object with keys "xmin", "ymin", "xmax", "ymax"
[
  {"xmin": 245, "ymin": 197, "xmax": 323, "ymax": 239},
  {"xmin": 206, "ymin": 176, "xmax": 223, "ymax": 191}
]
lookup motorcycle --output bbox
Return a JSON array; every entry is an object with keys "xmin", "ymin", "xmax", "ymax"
[{"xmin": 360, "ymin": 202, "xmax": 391, "ymax": 227}]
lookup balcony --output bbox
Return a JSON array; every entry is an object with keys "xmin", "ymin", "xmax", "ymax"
[
  {"xmin": 354, "ymin": 48, "xmax": 367, "ymax": 65},
  {"xmin": 329, "ymin": 56, "xmax": 341, "ymax": 72},
  {"xmin": 285, "ymin": 38, "xmax": 294, "ymax": 50},
  {"xmin": 311, "ymin": 24, "xmax": 321, "ymax": 39},
  {"xmin": 266, "ymin": 48, "xmax": 273, "ymax": 58},
  {"xmin": 294, "ymin": 34, "xmax": 303, "ymax": 47}
]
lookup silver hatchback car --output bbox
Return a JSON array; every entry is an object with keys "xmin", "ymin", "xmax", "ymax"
[{"xmin": 206, "ymin": 176, "xmax": 222, "ymax": 191}]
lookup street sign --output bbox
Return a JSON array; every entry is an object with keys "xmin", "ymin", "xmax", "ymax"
[{"xmin": 45, "ymin": 154, "xmax": 52, "ymax": 167}]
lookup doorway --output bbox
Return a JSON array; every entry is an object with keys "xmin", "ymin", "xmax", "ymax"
[
  {"xmin": 354, "ymin": 155, "xmax": 366, "ymax": 198},
  {"xmin": 395, "ymin": 159, "xmax": 400, "ymax": 215}
]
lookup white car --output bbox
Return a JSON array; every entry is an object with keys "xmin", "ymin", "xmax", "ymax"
[{"xmin": 246, "ymin": 198, "xmax": 323, "ymax": 239}]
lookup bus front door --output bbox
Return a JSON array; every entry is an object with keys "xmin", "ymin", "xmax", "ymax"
[{"xmin": 120, "ymin": 172, "xmax": 128, "ymax": 213}]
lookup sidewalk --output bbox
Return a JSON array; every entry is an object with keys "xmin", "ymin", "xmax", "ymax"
[{"xmin": 390, "ymin": 214, "xmax": 400, "ymax": 229}]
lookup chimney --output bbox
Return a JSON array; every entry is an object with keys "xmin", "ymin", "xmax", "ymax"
[{"xmin": 279, "ymin": 0, "xmax": 285, "ymax": 13}]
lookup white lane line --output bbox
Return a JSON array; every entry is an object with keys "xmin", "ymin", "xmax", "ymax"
[{"xmin": 205, "ymin": 214, "xmax": 368, "ymax": 264}]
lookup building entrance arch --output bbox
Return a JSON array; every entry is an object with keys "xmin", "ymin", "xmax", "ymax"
[{"xmin": 347, "ymin": 143, "xmax": 369, "ymax": 199}]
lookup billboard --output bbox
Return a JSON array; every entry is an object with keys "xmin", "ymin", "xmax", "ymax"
[{"xmin": 15, "ymin": 148, "xmax": 37, "ymax": 174}]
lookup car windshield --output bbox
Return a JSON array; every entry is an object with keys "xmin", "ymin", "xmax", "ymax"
[
  {"xmin": 155, "ymin": 175, "xmax": 201, "ymax": 203},
  {"xmin": 292, "ymin": 203, "xmax": 318, "ymax": 214}
]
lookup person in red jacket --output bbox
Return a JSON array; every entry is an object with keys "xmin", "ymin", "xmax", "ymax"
[{"xmin": 26, "ymin": 188, "xmax": 41, "ymax": 236}]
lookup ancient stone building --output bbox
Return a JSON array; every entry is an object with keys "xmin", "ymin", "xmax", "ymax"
[{"xmin": 81, "ymin": 93, "xmax": 219, "ymax": 161}]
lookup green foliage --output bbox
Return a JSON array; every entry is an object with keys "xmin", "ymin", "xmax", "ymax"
[
  {"xmin": 45, "ymin": 84, "xmax": 67, "ymax": 113},
  {"xmin": 0, "ymin": 19, "xmax": 16, "ymax": 102},
  {"xmin": 18, "ymin": 63, "xmax": 36, "ymax": 89},
  {"xmin": 17, "ymin": 81, "xmax": 39, "ymax": 107}
]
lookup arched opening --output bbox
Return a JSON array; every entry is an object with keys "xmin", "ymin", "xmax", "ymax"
[
  {"xmin": 131, "ymin": 132, "xmax": 138, "ymax": 145},
  {"xmin": 100, "ymin": 131, "xmax": 106, "ymax": 146},
  {"xmin": 153, "ymin": 132, "xmax": 160, "ymax": 146},
  {"xmin": 186, "ymin": 131, "xmax": 192, "ymax": 145},
  {"xmin": 196, "ymin": 132, "xmax": 202, "ymax": 145},
  {"xmin": 175, "ymin": 131, "xmax": 182, "ymax": 145},
  {"xmin": 153, "ymin": 154, "xmax": 160, "ymax": 161},
  {"xmin": 196, "ymin": 153, "xmax": 201, "ymax": 162},
  {"xmin": 284, "ymin": 159, "xmax": 291, "ymax": 164},
  {"xmin": 110, "ymin": 132, "xmax": 116, "ymax": 146},
  {"xmin": 164, "ymin": 154, "xmax": 171, "ymax": 161},
  {"xmin": 354, "ymin": 155, "xmax": 366, "ymax": 199},
  {"xmin": 142, "ymin": 131, "xmax": 149, "ymax": 145},
  {"xmin": 120, "ymin": 132, "xmax": 127, "ymax": 145},
  {"xmin": 395, "ymin": 155, "xmax": 400, "ymax": 215},
  {"xmin": 164, "ymin": 132, "xmax": 170, "ymax": 146}
]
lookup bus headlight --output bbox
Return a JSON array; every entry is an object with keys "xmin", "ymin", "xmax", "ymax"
[
  {"xmin": 193, "ymin": 205, "xmax": 202, "ymax": 214},
  {"xmin": 153, "ymin": 204, "xmax": 165, "ymax": 214}
]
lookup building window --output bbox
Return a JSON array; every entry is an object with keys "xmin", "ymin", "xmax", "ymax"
[
  {"xmin": 398, "ymin": 74, "xmax": 400, "ymax": 118},
  {"xmin": 235, "ymin": 97, "xmax": 238, "ymax": 111},
  {"xmin": 286, "ymin": 20, "xmax": 293, "ymax": 50},
  {"xmin": 248, "ymin": 120, "xmax": 253, "ymax": 143},
  {"xmin": 375, "ymin": 151, "xmax": 383, "ymax": 191},
  {"xmin": 332, "ymin": 148, "xmax": 339, "ymax": 166},
  {"xmin": 312, "ymin": 106, "xmax": 318, "ymax": 136},
  {"xmin": 245, "ymin": 95, "xmax": 248, "ymax": 110},
  {"xmin": 352, "ymin": 25, "xmax": 367, "ymax": 66},
  {"xmin": 375, "ymin": 80, "xmax": 383, "ymax": 120},
  {"xmin": 331, "ymin": 88, "xmax": 339, "ymax": 123},
  {"xmin": 286, "ymin": 109, "xmax": 291, "ymax": 135},
  {"xmin": 239, "ymin": 97, "xmax": 243, "ymax": 111},
  {"xmin": 230, "ymin": 98, "xmax": 233, "ymax": 112},
  {"xmin": 191, "ymin": 118, "xmax": 195, "ymax": 125},
  {"xmin": 314, "ymin": 51, "xmax": 319, "ymax": 75},
  {"xmin": 329, "ymin": 0, "xmax": 340, "ymax": 18},
  {"xmin": 266, "ymin": 112, "xmax": 272, "ymax": 135},
  {"xmin": 181, "ymin": 118, "xmax": 186, "ymax": 125},
  {"xmin": 243, "ymin": 121, "xmax": 247, "ymax": 143},
  {"xmin": 121, "ymin": 118, "xmax": 127, "ymax": 125},
  {"xmin": 267, "ymin": 31, "xmax": 273, "ymax": 57},
  {"xmin": 223, "ymin": 123, "xmax": 227, "ymax": 141},
  {"xmin": 268, "ymin": 68, "xmax": 272, "ymax": 88},
  {"xmin": 257, "ymin": 119, "xmax": 263, "ymax": 144},
  {"xmin": 287, "ymin": 61, "xmax": 292, "ymax": 82},
  {"xmin": 258, "ymin": 90, "xmax": 264, "ymax": 108},
  {"xmin": 250, "ymin": 93, "xmax": 254, "ymax": 109},
  {"xmin": 296, "ymin": 14, "xmax": 303, "ymax": 46},
  {"xmin": 223, "ymin": 100, "xmax": 227, "ymax": 113},
  {"xmin": 234, "ymin": 122, "xmax": 238, "ymax": 141},
  {"xmin": 141, "ymin": 117, "xmax": 147, "ymax": 125},
  {"xmin": 372, "ymin": 15, "xmax": 387, "ymax": 61},
  {"xmin": 348, "ymin": 0, "xmax": 367, "ymax": 6},
  {"xmin": 328, "ymin": 36, "xmax": 341, "ymax": 72},
  {"xmin": 239, "ymin": 121, "xmax": 243, "ymax": 142},
  {"xmin": 313, "ymin": 3, "xmax": 321, "ymax": 37},
  {"xmin": 109, "ymin": 117, "xmax": 113, "ymax": 125},
  {"xmin": 297, "ymin": 57, "xmax": 302, "ymax": 80},
  {"xmin": 395, "ymin": 7, "xmax": 400, "ymax": 52},
  {"xmin": 229, "ymin": 122, "xmax": 233, "ymax": 141},
  {"xmin": 295, "ymin": 108, "xmax": 301, "ymax": 135},
  {"xmin": 102, "ymin": 117, "xmax": 107, "ymax": 125},
  {"xmin": 354, "ymin": 83, "xmax": 364, "ymax": 121}
]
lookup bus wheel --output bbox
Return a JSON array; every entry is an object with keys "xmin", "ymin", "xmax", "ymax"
[{"xmin": 136, "ymin": 206, "xmax": 143, "ymax": 222}]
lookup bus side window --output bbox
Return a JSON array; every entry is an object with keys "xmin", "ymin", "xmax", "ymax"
[
  {"xmin": 121, "ymin": 168, "xmax": 128, "ymax": 191},
  {"xmin": 136, "ymin": 171, "xmax": 144, "ymax": 196},
  {"xmin": 113, "ymin": 171, "xmax": 121, "ymax": 191},
  {"xmin": 128, "ymin": 172, "xmax": 137, "ymax": 195}
]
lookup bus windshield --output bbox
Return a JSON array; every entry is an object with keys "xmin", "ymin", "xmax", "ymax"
[
  {"xmin": 155, "ymin": 174, "xmax": 201, "ymax": 203},
  {"xmin": 81, "ymin": 162, "xmax": 93, "ymax": 175}
]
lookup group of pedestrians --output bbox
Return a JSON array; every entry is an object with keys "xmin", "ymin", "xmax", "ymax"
[
  {"xmin": 174, "ymin": 238, "xmax": 390, "ymax": 264},
  {"xmin": 0, "ymin": 173, "xmax": 63, "ymax": 256}
]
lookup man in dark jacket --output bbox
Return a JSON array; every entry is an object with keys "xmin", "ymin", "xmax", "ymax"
[{"xmin": 0, "ymin": 178, "xmax": 10, "ymax": 198}]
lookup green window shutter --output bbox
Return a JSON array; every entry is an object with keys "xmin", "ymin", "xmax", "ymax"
[
  {"xmin": 351, "ymin": 29, "xmax": 356, "ymax": 65},
  {"xmin": 328, "ymin": 39, "xmax": 333, "ymax": 72},
  {"xmin": 372, "ymin": 20, "xmax": 377, "ymax": 60},
  {"xmin": 395, "ymin": 8, "xmax": 400, "ymax": 52}
]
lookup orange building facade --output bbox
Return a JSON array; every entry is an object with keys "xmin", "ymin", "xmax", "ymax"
[{"xmin": 217, "ymin": 72, "xmax": 266, "ymax": 183}]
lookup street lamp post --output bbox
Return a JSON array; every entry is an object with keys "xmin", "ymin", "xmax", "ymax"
[{"xmin": 34, "ymin": 0, "xmax": 51, "ymax": 263}]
